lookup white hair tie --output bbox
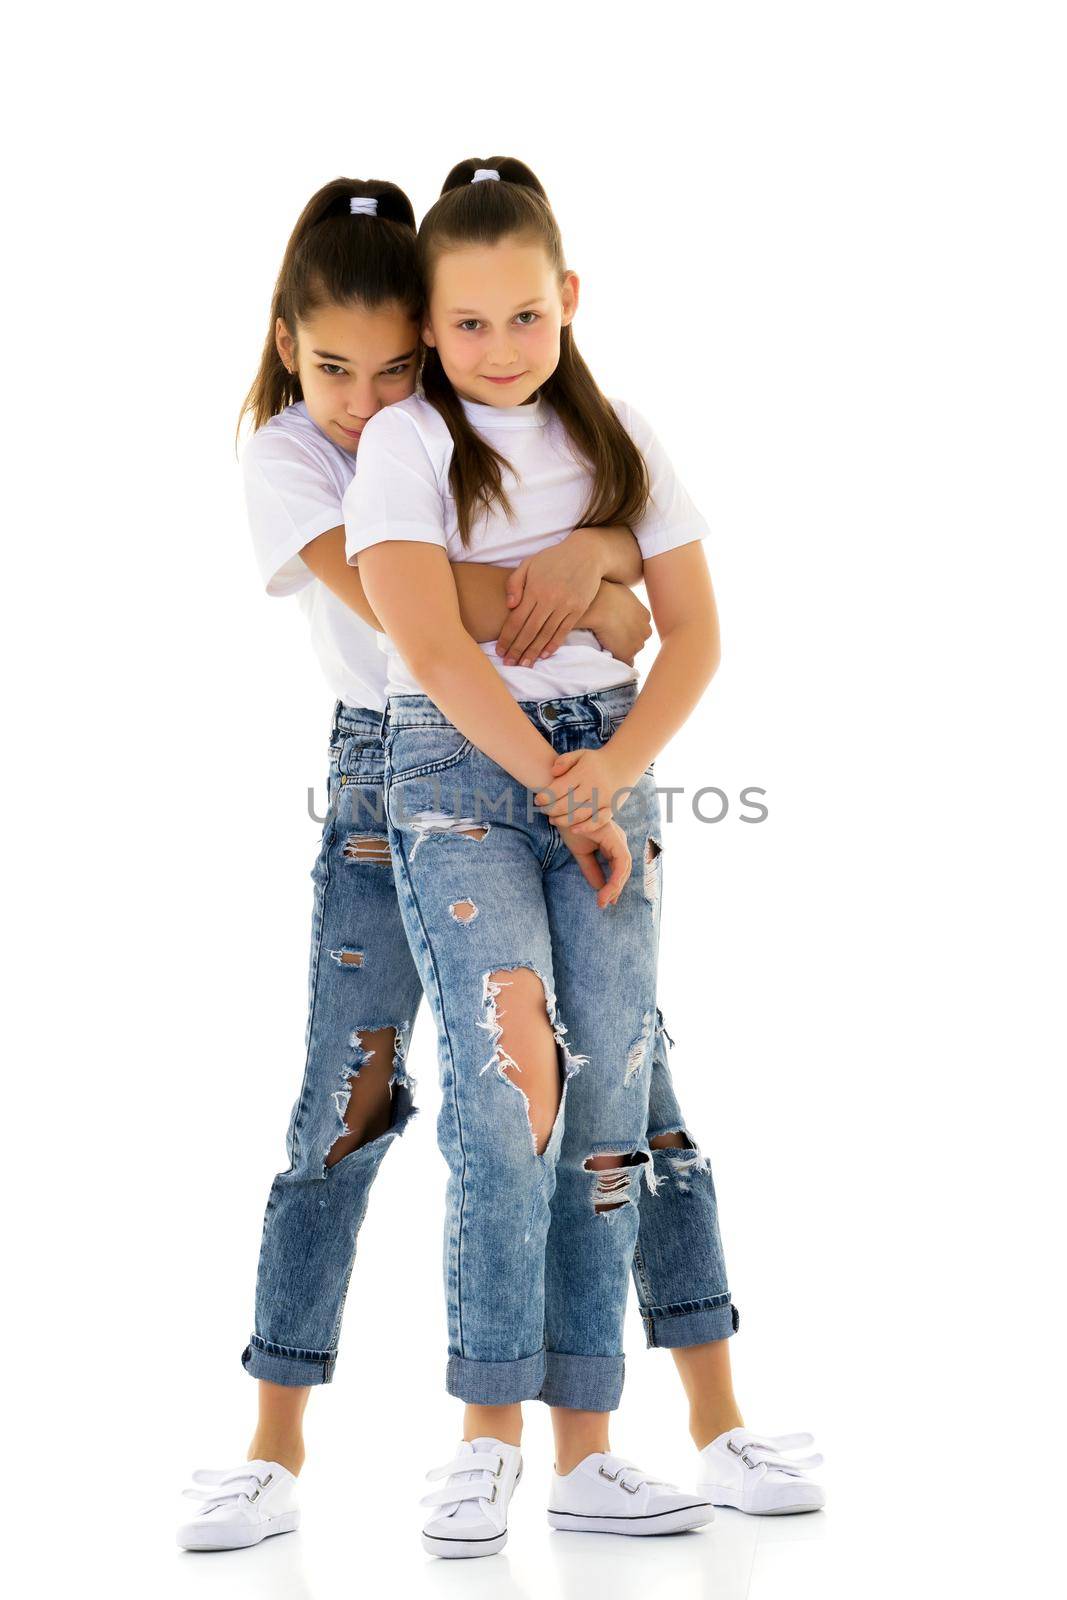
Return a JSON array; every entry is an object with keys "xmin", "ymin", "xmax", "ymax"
[
  {"xmin": 350, "ymin": 196, "xmax": 378, "ymax": 216},
  {"xmin": 471, "ymin": 168, "xmax": 500, "ymax": 183}
]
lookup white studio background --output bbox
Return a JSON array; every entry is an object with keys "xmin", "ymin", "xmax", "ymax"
[{"xmin": 3, "ymin": 4, "xmax": 1063, "ymax": 1598}]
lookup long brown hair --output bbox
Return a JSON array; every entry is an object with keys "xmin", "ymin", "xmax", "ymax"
[
  {"xmin": 418, "ymin": 156, "xmax": 649, "ymax": 546},
  {"xmin": 239, "ymin": 177, "xmax": 421, "ymax": 437}
]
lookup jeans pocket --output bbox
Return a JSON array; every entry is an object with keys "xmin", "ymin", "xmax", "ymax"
[{"xmin": 387, "ymin": 726, "xmax": 475, "ymax": 784}]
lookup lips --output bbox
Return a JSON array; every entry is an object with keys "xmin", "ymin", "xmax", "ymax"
[
  {"xmin": 338, "ymin": 424, "xmax": 363, "ymax": 439},
  {"xmin": 482, "ymin": 374, "xmax": 526, "ymax": 385}
]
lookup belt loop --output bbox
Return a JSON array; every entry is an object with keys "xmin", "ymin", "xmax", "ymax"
[
  {"xmin": 590, "ymin": 693, "xmax": 611, "ymax": 740},
  {"xmin": 377, "ymin": 703, "xmax": 389, "ymax": 742}
]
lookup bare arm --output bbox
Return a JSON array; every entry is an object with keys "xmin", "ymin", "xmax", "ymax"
[
  {"xmin": 535, "ymin": 542, "xmax": 721, "ymax": 830},
  {"xmin": 496, "ymin": 525, "xmax": 643, "ymax": 663},
  {"xmin": 300, "ymin": 526, "xmax": 649, "ymax": 658},
  {"xmin": 356, "ymin": 541, "xmax": 558, "ymax": 789},
  {"xmin": 607, "ymin": 542, "xmax": 720, "ymax": 780},
  {"xmin": 300, "ymin": 526, "xmax": 522, "ymax": 641}
]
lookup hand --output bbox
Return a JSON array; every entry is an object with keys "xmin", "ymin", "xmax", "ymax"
[
  {"xmin": 534, "ymin": 747, "xmax": 636, "ymax": 834},
  {"xmin": 583, "ymin": 582, "xmax": 653, "ymax": 665},
  {"xmin": 556, "ymin": 816, "xmax": 632, "ymax": 907},
  {"xmin": 496, "ymin": 528, "xmax": 613, "ymax": 666}
]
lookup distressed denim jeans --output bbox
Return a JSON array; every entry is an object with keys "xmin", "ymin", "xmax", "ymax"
[
  {"xmin": 383, "ymin": 682, "xmax": 734, "ymax": 1412},
  {"xmin": 243, "ymin": 698, "xmax": 735, "ymax": 1391}
]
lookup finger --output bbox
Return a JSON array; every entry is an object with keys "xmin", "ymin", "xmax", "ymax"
[
  {"xmin": 575, "ymin": 851, "xmax": 607, "ymax": 893},
  {"xmin": 540, "ymin": 615, "xmax": 580, "ymax": 658},
  {"xmin": 497, "ymin": 595, "xmax": 536, "ymax": 656},
  {"xmin": 600, "ymin": 841, "xmax": 632, "ymax": 905},
  {"xmin": 570, "ymin": 806, "xmax": 614, "ymax": 834},
  {"xmin": 505, "ymin": 603, "xmax": 553, "ymax": 664},
  {"xmin": 550, "ymin": 751, "xmax": 582, "ymax": 776},
  {"xmin": 543, "ymin": 796, "xmax": 597, "ymax": 826},
  {"xmin": 523, "ymin": 611, "xmax": 578, "ymax": 664},
  {"xmin": 505, "ymin": 560, "xmax": 530, "ymax": 607}
]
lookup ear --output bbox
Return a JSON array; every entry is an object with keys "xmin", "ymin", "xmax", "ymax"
[
  {"xmin": 275, "ymin": 317, "xmax": 296, "ymax": 373},
  {"xmin": 560, "ymin": 271, "xmax": 580, "ymax": 327},
  {"xmin": 421, "ymin": 315, "xmax": 437, "ymax": 349}
]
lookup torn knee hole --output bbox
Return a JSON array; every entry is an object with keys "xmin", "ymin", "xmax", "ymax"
[
  {"xmin": 343, "ymin": 833, "xmax": 392, "ymax": 864},
  {"xmin": 329, "ymin": 948, "xmax": 365, "ymax": 967},
  {"xmin": 449, "ymin": 899, "xmax": 479, "ymax": 924},
  {"xmin": 481, "ymin": 967, "xmax": 575, "ymax": 1157},
  {"xmin": 649, "ymin": 1131, "xmax": 694, "ymax": 1150},
  {"xmin": 646, "ymin": 839, "xmax": 661, "ymax": 863},
  {"xmin": 584, "ymin": 1149, "xmax": 650, "ymax": 1213},
  {"xmin": 325, "ymin": 1027, "xmax": 398, "ymax": 1167}
]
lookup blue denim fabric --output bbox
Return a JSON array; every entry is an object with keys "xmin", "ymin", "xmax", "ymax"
[
  {"xmin": 243, "ymin": 699, "xmax": 735, "ymax": 1391},
  {"xmin": 382, "ymin": 681, "xmax": 734, "ymax": 1412},
  {"xmin": 241, "ymin": 706, "xmax": 424, "ymax": 1385}
]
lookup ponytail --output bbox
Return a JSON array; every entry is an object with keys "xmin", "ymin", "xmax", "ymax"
[
  {"xmin": 418, "ymin": 157, "xmax": 648, "ymax": 546},
  {"xmin": 240, "ymin": 177, "xmax": 420, "ymax": 437}
]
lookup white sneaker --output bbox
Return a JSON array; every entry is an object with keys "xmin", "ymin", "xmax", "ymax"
[
  {"xmin": 548, "ymin": 1451, "xmax": 715, "ymax": 1536},
  {"xmin": 420, "ymin": 1436, "xmax": 523, "ymax": 1559},
  {"xmin": 177, "ymin": 1459, "xmax": 300, "ymax": 1550},
  {"xmin": 697, "ymin": 1428, "xmax": 825, "ymax": 1515}
]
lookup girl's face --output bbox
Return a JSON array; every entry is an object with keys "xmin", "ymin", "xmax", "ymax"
[
  {"xmin": 422, "ymin": 234, "xmax": 578, "ymax": 409},
  {"xmin": 276, "ymin": 301, "xmax": 420, "ymax": 453}
]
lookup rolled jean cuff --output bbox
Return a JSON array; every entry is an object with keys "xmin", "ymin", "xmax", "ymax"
[
  {"xmin": 446, "ymin": 1349, "xmax": 546, "ymax": 1404},
  {"xmin": 242, "ymin": 1335, "xmax": 336, "ymax": 1386},
  {"xmin": 538, "ymin": 1351, "xmax": 625, "ymax": 1411},
  {"xmin": 641, "ymin": 1298, "xmax": 740, "ymax": 1350}
]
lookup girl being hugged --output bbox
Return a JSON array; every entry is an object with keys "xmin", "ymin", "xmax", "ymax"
[
  {"xmin": 178, "ymin": 176, "xmax": 654, "ymax": 1553},
  {"xmin": 346, "ymin": 158, "xmax": 823, "ymax": 1558}
]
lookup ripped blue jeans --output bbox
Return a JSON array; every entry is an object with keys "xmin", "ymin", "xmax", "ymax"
[
  {"xmin": 384, "ymin": 681, "xmax": 734, "ymax": 1412},
  {"xmin": 242, "ymin": 693, "xmax": 735, "ymax": 1394}
]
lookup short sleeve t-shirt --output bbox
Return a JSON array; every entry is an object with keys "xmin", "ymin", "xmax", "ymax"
[
  {"xmin": 343, "ymin": 392, "xmax": 709, "ymax": 700},
  {"xmin": 242, "ymin": 402, "xmax": 388, "ymax": 711}
]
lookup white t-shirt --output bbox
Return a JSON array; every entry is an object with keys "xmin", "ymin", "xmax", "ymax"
[
  {"xmin": 242, "ymin": 402, "xmax": 388, "ymax": 711},
  {"xmin": 344, "ymin": 393, "xmax": 708, "ymax": 700}
]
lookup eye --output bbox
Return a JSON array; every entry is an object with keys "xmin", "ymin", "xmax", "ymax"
[
  {"xmin": 457, "ymin": 319, "xmax": 481, "ymax": 332},
  {"xmin": 381, "ymin": 362, "xmax": 412, "ymax": 378},
  {"xmin": 319, "ymin": 363, "xmax": 346, "ymax": 376},
  {"xmin": 515, "ymin": 311, "xmax": 539, "ymax": 325}
]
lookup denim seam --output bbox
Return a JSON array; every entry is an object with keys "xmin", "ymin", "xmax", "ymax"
[
  {"xmin": 630, "ymin": 1240, "xmax": 656, "ymax": 1308},
  {"xmin": 387, "ymin": 743, "xmax": 475, "ymax": 785},
  {"xmin": 640, "ymin": 1293, "xmax": 733, "ymax": 1317},
  {"xmin": 388, "ymin": 817, "xmax": 469, "ymax": 1355},
  {"xmin": 249, "ymin": 1334, "xmax": 336, "ymax": 1361},
  {"xmin": 288, "ymin": 795, "xmax": 338, "ymax": 1171}
]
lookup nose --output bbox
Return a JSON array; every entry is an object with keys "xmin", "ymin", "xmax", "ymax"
[
  {"xmin": 346, "ymin": 379, "xmax": 378, "ymax": 419},
  {"xmin": 486, "ymin": 333, "xmax": 519, "ymax": 368}
]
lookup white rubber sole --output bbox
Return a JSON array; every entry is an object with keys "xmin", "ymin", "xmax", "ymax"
[
  {"xmin": 177, "ymin": 1509, "xmax": 301, "ymax": 1551},
  {"xmin": 547, "ymin": 1501, "xmax": 715, "ymax": 1536},
  {"xmin": 421, "ymin": 1528, "xmax": 507, "ymax": 1559},
  {"xmin": 701, "ymin": 1488, "xmax": 825, "ymax": 1516}
]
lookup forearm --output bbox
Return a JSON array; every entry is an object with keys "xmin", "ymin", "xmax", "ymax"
[
  {"xmin": 450, "ymin": 563, "xmax": 514, "ymax": 643},
  {"xmin": 575, "ymin": 525, "xmax": 644, "ymax": 586},
  {"xmin": 414, "ymin": 632, "xmax": 560, "ymax": 791},
  {"xmin": 300, "ymin": 526, "xmax": 382, "ymax": 628},
  {"xmin": 608, "ymin": 620, "xmax": 721, "ymax": 785},
  {"xmin": 358, "ymin": 542, "xmax": 557, "ymax": 792}
]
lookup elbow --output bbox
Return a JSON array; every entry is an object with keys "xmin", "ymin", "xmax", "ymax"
[{"xmin": 400, "ymin": 629, "xmax": 472, "ymax": 693}]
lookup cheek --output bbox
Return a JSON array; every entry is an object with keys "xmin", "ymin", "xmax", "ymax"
[
  {"xmin": 438, "ymin": 334, "xmax": 469, "ymax": 373},
  {"xmin": 530, "ymin": 323, "xmax": 561, "ymax": 362}
]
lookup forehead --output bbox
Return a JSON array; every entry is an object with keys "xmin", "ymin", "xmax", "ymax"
[
  {"xmin": 297, "ymin": 300, "xmax": 417, "ymax": 363},
  {"xmin": 431, "ymin": 237, "xmax": 558, "ymax": 307}
]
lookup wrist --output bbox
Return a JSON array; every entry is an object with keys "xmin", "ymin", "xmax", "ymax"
[
  {"xmin": 603, "ymin": 734, "xmax": 646, "ymax": 795},
  {"xmin": 566, "ymin": 526, "xmax": 607, "ymax": 580}
]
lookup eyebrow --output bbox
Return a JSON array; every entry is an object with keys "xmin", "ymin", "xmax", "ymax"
[
  {"xmin": 311, "ymin": 347, "xmax": 418, "ymax": 365},
  {"xmin": 447, "ymin": 300, "xmax": 548, "ymax": 316}
]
